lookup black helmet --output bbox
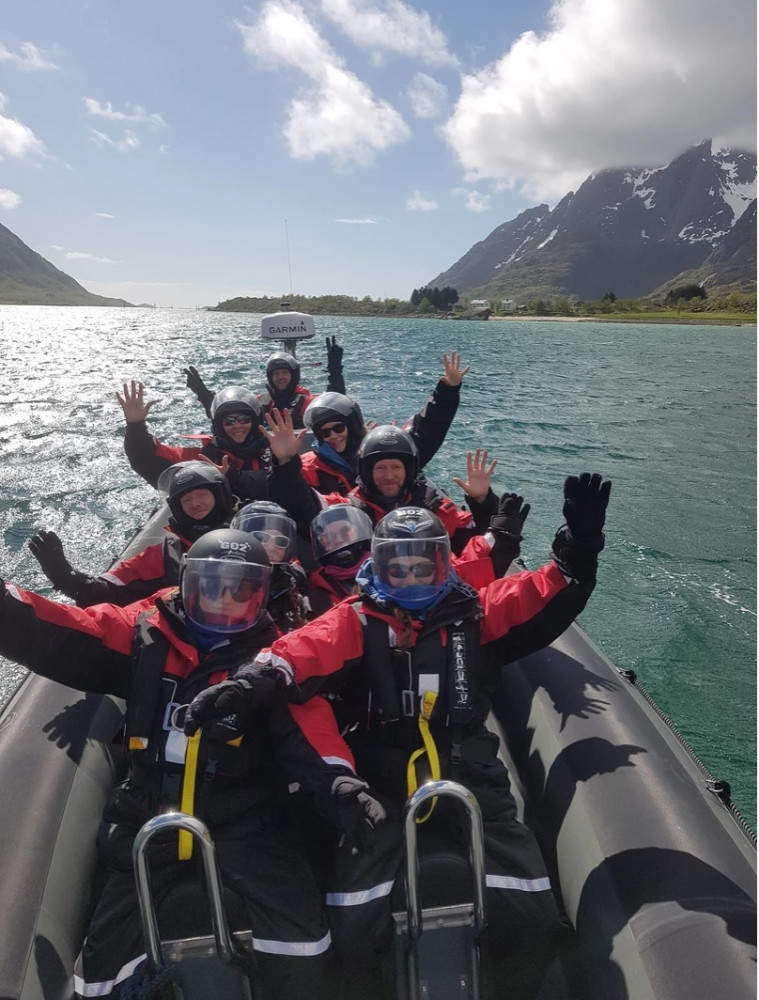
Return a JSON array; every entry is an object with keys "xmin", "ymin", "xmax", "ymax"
[
  {"xmin": 357, "ymin": 425, "xmax": 419, "ymax": 499},
  {"xmin": 157, "ymin": 461, "xmax": 233, "ymax": 540},
  {"xmin": 265, "ymin": 352, "xmax": 300, "ymax": 390},
  {"xmin": 180, "ymin": 528, "xmax": 271, "ymax": 634},
  {"xmin": 304, "ymin": 392, "xmax": 365, "ymax": 444},
  {"xmin": 370, "ymin": 507, "xmax": 451, "ymax": 611},
  {"xmin": 210, "ymin": 387, "xmax": 265, "ymax": 452},
  {"xmin": 230, "ymin": 501, "xmax": 297, "ymax": 563},
  {"xmin": 310, "ymin": 504, "xmax": 373, "ymax": 570}
]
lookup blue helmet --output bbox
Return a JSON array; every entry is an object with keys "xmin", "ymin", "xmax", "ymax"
[{"xmin": 370, "ymin": 507, "xmax": 451, "ymax": 611}]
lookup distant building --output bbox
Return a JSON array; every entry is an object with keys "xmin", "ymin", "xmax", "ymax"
[
  {"xmin": 500, "ymin": 299, "xmax": 516, "ymax": 313},
  {"xmin": 470, "ymin": 299, "xmax": 490, "ymax": 311}
]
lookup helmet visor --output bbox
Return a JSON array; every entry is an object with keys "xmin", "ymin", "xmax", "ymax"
[
  {"xmin": 229, "ymin": 509, "xmax": 297, "ymax": 563},
  {"xmin": 182, "ymin": 558, "xmax": 270, "ymax": 633},
  {"xmin": 157, "ymin": 460, "xmax": 216, "ymax": 500},
  {"xmin": 311, "ymin": 506, "xmax": 373, "ymax": 562},
  {"xmin": 371, "ymin": 535, "xmax": 450, "ymax": 605}
]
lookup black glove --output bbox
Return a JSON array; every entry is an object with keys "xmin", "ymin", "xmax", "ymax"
[
  {"xmin": 552, "ymin": 473, "xmax": 612, "ymax": 585},
  {"xmin": 562, "ymin": 473, "xmax": 611, "ymax": 544},
  {"xmin": 325, "ymin": 336, "xmax": 343, "ymax": 375},
  {"xmin": 490, "ymin": 492, "xmax": 530, "ymax": 542},
  {"xmin": 28, "ymin": 530, "xmax": 78, "ymax": 592},
  {"xmin": 319, "ymin": 773, "xmax": 386, "ymax": 854},
  {"xmin": 184, "ymin": 669, "xmax": 279, "ymax": 741},
  {"xmin": 183, "ymin": 365, "xmax": 215, "ymax": 413}
]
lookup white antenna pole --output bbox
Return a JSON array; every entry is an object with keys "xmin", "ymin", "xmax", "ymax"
[{"xmin": 284, "ymin": 218, "xmax": 294, "ymax": 297}]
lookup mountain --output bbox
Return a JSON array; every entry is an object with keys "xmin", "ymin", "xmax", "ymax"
[
  {"xmin": 429, "ymin": 140, "xmax": 756, "ymax": 302},
  {"xmin": 0, "ymin": 222, "xmax": 131, "ymax": 306}
]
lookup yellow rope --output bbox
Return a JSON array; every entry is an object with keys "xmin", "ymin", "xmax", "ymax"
[
  {"xmin": 178, "ymin": 731, "xmax": 201, "ymax": 860},
  {"xmin": 406, "ymin": 690, "xmax": 441, "ymax": 823}
]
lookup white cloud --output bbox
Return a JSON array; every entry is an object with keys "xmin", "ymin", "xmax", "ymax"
[
  {"xmin": 90, "ymin": 128, "xmax": 141, "ymax": 152},
  {"xmin": 443, "ymin": 0, "xmax": 757, "ymax": 202},
  {"xmin": 236, "ymin": 0, "xmax": 410, "ymax": 167},
  {"xmin": 0, "ymin": 111, "xmax": 46, "ymax": 158},
  {"xmin": 452, "ymin": 187, "xmax": 491, "ymax": 212},
  {"xmin": 406, "ymin": 73, "xmax": 447, "ymax": 120},
  {"xmin": 54, "ymin": 247, "xmax": 119, "ymax": 265},
  {"xmin": 83, "ymin": 98, "xmax": 166, "ymax": 129},
  {"xmin": 0, "ymin": 41, "xmax": 59, "ymax": 72},
  {"xmin": 0, "ymin": 188, "xmax": 21, "ymax": 208},
  {"xmin": 320, "ymin": 0, "xmax": 458, "ymax": 67},
  {"xmin": 335, "ymin": 217, "xmax": 380, "ymax": 223},
  {"xmin": 96, "ymin": 212, "xmax": 115, "ymax": 219},
  {"xmin": 406, "ymin": 190, "xmax": 438, "ymax": 211}
]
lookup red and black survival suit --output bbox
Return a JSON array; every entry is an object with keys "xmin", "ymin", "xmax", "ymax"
[
  {"xmin": 255, "ymin": 557, "xmax": 595, "ymax": 976},
  {"xmin": 0, "ymin": 583, "xmax": 333, "ymax": 1000}
]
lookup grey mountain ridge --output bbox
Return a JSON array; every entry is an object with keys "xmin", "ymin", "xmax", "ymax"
[
  {"xmin": 429, "ymin": 140, "xmax": 757, "ymax": 302},
  {"xmin": 0, "ymin": 222, "xmax": 131, "ymax": 306}
]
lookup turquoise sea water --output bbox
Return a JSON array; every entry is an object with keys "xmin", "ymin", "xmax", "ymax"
[{"xmin": 0, "ymin": 306, "xmax": 755, "ymax": 828}]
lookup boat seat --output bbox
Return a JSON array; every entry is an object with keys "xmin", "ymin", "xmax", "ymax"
[
  {"xmin": 132, "ymin": 814, "xmax": 261, "ymax": 1000},
  {"xmin": 392, "ymin": 782, "xmax": 487, "ymax": 1000}
]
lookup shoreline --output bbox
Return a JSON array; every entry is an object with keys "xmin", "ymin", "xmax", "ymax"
[{"xmin": 486, "ymin": 314, "xmax": 756, "ymax": 327}]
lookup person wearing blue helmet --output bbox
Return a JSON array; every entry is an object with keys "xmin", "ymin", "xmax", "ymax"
[{"xmin": 183, "ymin": 474, "xmax": 613, "ymax": 998}]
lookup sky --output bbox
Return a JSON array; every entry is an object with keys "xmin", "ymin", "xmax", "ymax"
[{"xmin": 1, "ymin": 0, "xmax": 756, "ymax": 308}]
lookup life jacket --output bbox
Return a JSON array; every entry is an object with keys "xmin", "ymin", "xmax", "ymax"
[
  {"xmin": 301, "ymin": 450, "xmax": 355, "ymax": 496},
  {"xmin": 349, "ymin": 587, "xmax": 483, "ymax": 730},
  {"xmin": 307, "ymin": 565, "xmax": 357, "ymax": 616},
  {"xmin": 259, "ymin": 386, "xmax": 311, "ymax": 426},
  {"xmin": 111, "ymin": 599, "xmax": 277, "ymax": 831},
  {"xmin": 161, "ymin": 533, "xmax": 185, "ymax": 585}
]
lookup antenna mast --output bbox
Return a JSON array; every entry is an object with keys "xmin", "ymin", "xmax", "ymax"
[{"xmin": 284, "ymin": 218, "xmax": 294, "ymax": 298}]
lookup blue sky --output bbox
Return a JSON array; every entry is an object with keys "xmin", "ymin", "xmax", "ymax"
[{"xmin": 1, "ymin": 0, "xmax": 755, "ymax": 308}]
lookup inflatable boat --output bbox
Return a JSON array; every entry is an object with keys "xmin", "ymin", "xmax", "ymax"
[{"xmin": 0, "ymin": 505, "xmax": 755, "ymax": 1000}]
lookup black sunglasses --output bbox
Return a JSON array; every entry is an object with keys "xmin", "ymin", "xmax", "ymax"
[
  {"xmin": 199, "ymin": 577, "xmax": 258, "ymax": 602},
  {"xmin": 318, "ymin": 422, "xmax": 347, "ymax": 438},
  {"xmin": 223, "ymin": 414, "xmax": 253, "ymax": 427},
  {"xmin": 386, "ymin": 561, "xmax": 436, "ymax": 580}
]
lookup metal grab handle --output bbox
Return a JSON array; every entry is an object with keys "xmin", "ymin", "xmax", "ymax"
[
  {"xmin": 402, "ymin": 780, "xmax": 487, "ymax": 940},
  {"xmin": 132, "ymin": 812, "xmax": 239, "ymax": 973}
]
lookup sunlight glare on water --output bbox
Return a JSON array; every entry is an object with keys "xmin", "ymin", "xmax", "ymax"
[{"xmin": 0, "ymin": 306, "xmax": 755, "ymax": 826}]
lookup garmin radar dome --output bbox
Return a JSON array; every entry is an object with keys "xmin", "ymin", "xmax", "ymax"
[
  {"xmin": 371, "ymin": 507, "xmax": 452, "ymax": 611},
  {"xmin": 180, "ymin": 529, "xmax": 271, "ymax": 635}
]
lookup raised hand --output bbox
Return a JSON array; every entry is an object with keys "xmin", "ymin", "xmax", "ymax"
[
  {"xmin": 326, "ymin": 336, "xmax": 343, "ymax": 374},
  {"xmin": 452, "ymin": 449, "xmax": 497, "ymax": 503},
  {"xmin": 28, "ymin": 530, "xmax": 75, "ymax": 589},
  {"xmin": 441, "ymin": 351, "xmax": 471, "ymax": 387},
  {"xmin": 196, "ymin": 453, "xmax": 230, "ymax": 476},
  {"xmin": 562, "ymin": 473, "xmax": 612, "ymax": 542},
  {"xmin": 117, "ymin": 381, "xmax": 154, "ymax": 424},
  {"xmin": 263, "ymin": 407, "xmax": 303, "ymax": 463},
  {"xmin": 183, "ymin": 364, "xmax": 215, "ymax": 410},
  {"xmin": 490, "ymin": 492, "xmax": 530, "ymax": 542}
]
